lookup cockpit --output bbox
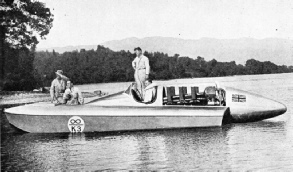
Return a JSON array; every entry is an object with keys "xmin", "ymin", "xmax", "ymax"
[
  {"xmin": 130, "ymin": 85, "xmax": 158, "ymax": 104},
  {"xmin": 162, "ymin": 86, "xmax": 225, "ymax": 106},
  {"xmin": 124, "ymin": 83, "xmax": 226, "ymax": 106}
]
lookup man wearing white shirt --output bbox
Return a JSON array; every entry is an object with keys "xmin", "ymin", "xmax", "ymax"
[
  {"xmin": 143, "ymin": 79, "xmax": 157, "ymax": 103},
  {"xmin": 63, "ymin": 81, "xmax": 84, "ymax": 105},
  {"xmin": 50, "ymin": 70, "xmax": 69, "ymax": 104},
  {"xmin": 132, "ymin": 47, "xmax": 150, "ymax": 100}
]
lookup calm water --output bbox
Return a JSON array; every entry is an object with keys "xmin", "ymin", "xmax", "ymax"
[{"xmin": 1, "ymin": 73, "xmax": 293, "ymax": 171}]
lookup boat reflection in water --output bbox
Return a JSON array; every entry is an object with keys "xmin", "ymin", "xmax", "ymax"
[
  {"xmin": 225, "ymin": 121, "xmax": 293, "ymax": 170},
  {"xmin": 0, "ymin": 128, "xmax": 227, "ymax": 171},
  {"xmin": 2, "ymin": 119, "xmax": 292, "ymax": 171}
]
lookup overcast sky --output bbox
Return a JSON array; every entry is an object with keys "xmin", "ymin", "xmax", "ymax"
[{"xmin": 37, "ymin": 0, "xmax": 293, "ymax": 48}]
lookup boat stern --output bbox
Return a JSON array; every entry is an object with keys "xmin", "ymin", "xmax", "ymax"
[{"xmin": 225, "ymin": 87, "xmax": 287, "ymax": 123}]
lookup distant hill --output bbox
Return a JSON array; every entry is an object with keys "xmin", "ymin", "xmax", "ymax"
[{"xmin": 37, "ymin": 37, "xmax": 293, "ymax": 65}]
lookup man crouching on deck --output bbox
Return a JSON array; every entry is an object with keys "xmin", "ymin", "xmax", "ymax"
[{"xmin": 63, "ymin": 81, "xmax": 84, "ymax": 105}]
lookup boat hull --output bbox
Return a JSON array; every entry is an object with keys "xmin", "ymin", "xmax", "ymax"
[{"xmin": 5, "ymin": 103, "xmax": 231, "ymax": 133}]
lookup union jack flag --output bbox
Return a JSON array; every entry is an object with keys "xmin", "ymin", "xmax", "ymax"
[{"xmin": 232, "ymin": 94, "xmax": 246, "ymax": 102}]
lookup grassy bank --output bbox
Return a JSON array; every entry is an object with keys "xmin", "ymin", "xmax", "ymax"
[{"xmin": 0, "ymin": 91, "xmax": 50, "ymax": 105}]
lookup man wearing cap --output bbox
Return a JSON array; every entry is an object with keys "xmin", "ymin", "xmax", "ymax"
[
  {"xmin": 132, "ymin": 47, "xmax": 150, "ymax": 100},
  {"xmin": 50, "ymin": 70, "xmax": 69, "ymax": 104}
]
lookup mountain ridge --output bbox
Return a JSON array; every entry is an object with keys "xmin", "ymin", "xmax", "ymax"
[{"xmin": 37, "ymin": 37, "xmax": 293, "ymax": 65}]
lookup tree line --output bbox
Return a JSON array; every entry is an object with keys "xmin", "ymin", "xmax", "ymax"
[
  {"xmin": 30, "ymin": 45, "xmax": 293, "ymax": 90},
  {"xmin": 3, "ymin": 44, "xmax": 293, "ymax": 91}
]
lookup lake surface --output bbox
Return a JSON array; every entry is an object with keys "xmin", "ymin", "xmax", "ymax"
[{"xmin": 1, "ymin": 73, "xmax": 293, "ymax": 171}]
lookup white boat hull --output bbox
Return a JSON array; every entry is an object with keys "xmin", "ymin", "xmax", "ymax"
[{"xmin": 5, "ymin": 103, "xmax": 230, "ymax": 133}]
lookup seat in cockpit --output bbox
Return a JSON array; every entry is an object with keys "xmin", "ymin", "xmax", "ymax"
[
  {"xmin": 131, "ymin": 89, "xmax": 142, "ymax": 102},
  {"xmin": 144, "ymin": 85, "xmax": 158, "ymax": 104}
]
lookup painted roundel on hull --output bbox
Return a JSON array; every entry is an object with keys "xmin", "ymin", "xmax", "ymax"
[{"xmin": 68, "ymin": 116, "xmax": 85, "ymax": 132}]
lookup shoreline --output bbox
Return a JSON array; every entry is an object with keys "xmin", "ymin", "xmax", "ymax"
[{"xmin": 0, "ymin": 91, "xmax": 105, "ymax": 107}]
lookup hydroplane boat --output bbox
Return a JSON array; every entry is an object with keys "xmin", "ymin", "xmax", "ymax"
[{"xmin": 4, "ymin": 83, "xmax": 287, "ymax": 133}]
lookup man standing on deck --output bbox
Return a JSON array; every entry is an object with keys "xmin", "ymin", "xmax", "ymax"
[
  {"xmin": 50, "ymin": 70, "xmax": 69, "ymax": 104},
  {"xmin": 132, "ymin": 47, "xmax": 150, "ymax": 100}
]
